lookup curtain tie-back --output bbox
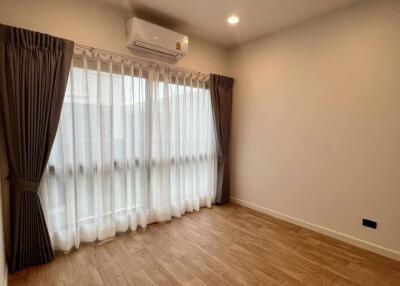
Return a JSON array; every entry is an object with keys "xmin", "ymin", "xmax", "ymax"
[{"xmin": 8, "ymin": 177, "xmax": 39, "ymax": 193}]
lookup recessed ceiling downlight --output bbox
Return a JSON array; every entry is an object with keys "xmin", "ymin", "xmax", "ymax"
[{"xmin": 227, "ymin": 15, "xmax": 239, "ymax": 25}]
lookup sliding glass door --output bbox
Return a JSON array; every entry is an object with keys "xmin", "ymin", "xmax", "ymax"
[{"xmin": 39, "ymin": 51, "xmax": 217, "ymax": 251}]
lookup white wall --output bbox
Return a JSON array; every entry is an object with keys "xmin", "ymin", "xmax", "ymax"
[
  {"xmin": 0, "ymin": 0, "xmax": 228, "ymax": 76},
  {"xmin": 228, "ymin": 0, "xmax": 400, "ymax": 258}
]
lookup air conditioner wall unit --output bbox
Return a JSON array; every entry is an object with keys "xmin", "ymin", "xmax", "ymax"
[{"xmin": 126, "ymin": 17, "xmax": 189, "ymax": 59}]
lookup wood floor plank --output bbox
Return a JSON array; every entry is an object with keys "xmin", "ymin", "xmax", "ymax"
[{"xmin": 8, "ymin": 203, "xmax": 400, "ymax": 286}]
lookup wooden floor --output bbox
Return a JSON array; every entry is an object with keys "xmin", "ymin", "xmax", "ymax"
[{"xmin": 9, "ymin": 203, "xmax": 400, "ymax": 286}]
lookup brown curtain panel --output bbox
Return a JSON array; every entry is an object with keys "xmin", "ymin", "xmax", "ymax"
[
  {"xmin": 210, "ymin": 74, "xmax": 234, "ymax": 205},
  {"xmin": 0, "ymin": 24, "xmax": 74, "ymax": 273}
]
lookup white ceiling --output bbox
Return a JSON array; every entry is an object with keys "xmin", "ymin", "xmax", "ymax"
[{"xmin": 105, "ymin": 0, "xmax": 362, "ymax": 47}]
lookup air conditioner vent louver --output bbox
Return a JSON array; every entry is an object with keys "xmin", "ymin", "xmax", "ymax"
[{"xmin": 132, "ymin": 41, "xmax": 179, "ymax": 58}]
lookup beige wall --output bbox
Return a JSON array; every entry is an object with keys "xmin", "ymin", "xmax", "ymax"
[
  {"xmin": 228, "ymin": 0, "xmax": 400, "ymax": 255},
  {"xmin": 0, "ymin": 0, "xmax": 228, "ymax": 76}
]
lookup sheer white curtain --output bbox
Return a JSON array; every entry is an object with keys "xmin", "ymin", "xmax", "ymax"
[{"xmin": 40, "ymin": 48, "xmax": 217, "ymax": 251}]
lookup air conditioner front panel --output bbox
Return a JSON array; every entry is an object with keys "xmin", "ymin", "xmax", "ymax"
[{"xmin": 126, "ymin": 17, "xmax": 189, "ymax": 59}]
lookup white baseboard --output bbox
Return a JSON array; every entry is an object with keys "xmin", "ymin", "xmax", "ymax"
[{"xmin": 230, "ymin": 196, "xmax": 400, "ymax": 262}]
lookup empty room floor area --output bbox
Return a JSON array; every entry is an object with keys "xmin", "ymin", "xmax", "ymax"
[{"xmin": 8, "ymin": 204, "xmax": 400, "ymax": 286}]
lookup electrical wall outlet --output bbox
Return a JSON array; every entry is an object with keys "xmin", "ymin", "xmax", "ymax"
[{"xmin": 362, "ymin": 218, "xmax": 377, "ymax": 229}]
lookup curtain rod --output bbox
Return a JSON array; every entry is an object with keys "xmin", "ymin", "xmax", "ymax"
[{"xmin": 75, "ymin": 43, "xmax": 210, "ymax": 78}]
